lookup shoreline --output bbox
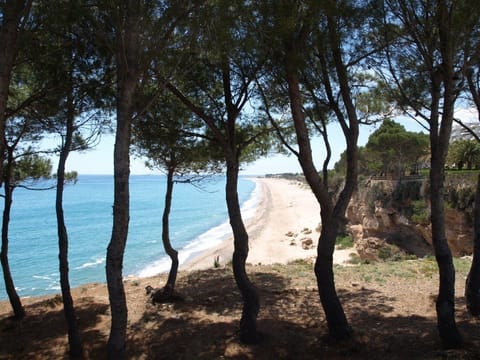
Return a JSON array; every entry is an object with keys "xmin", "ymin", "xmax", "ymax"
[
  {"xmin": 179, "ymin": 177, "xmax": 270, "ymax": 271},
  {"xmin": 1, "ymin": 177, "xmax": 356, "ymax": 304},
  {"xmin": 181, "ymin": 177, "xmax": 356, "ymax": 271}
]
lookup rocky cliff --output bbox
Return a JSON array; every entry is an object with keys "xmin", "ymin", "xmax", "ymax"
[{"xmin": 346, "ymin": 177, "xmax": 473, "ymax": 260}]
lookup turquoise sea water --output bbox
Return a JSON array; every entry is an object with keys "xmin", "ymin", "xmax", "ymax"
[{"xmin": 0, "ymin": 175, "xmax": 257, "ymax": 300}]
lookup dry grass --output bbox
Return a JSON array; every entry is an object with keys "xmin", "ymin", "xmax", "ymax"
[{"xmin": 1, "ymin": 257, "xmax": 479, "ymax": 359}]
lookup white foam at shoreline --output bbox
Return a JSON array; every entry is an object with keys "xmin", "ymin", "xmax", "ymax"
[
  {"xmin": 75, "ymin": 256, "xmax": 105, "ymax": 270},
  {"xmin": 137, "ymin": 179, "xmax": 260, "ymax": 278}
]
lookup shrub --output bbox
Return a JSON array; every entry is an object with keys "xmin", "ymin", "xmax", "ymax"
[
  {"xmin": 392, "ymin": 180, "xmax": 422, "ymax": 206},
  {"xmin": 411, "ymin": 200, "xmax": 430, "ymax": 225},
  {"xmin": 378, "ymin": 244, "xmax": 415, "ymax": 262},
  {"xmin": 445, "ymin": 185, "xmax": 475, "ymax": 211},
  {"xmin": 336, "ymin": 234, "xmax": 353, "ymax": 249}
]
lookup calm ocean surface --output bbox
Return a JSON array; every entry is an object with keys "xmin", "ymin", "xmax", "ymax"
[{"xmin": 0, "ymin": 175, "xmax": 257, "ymax": 300}]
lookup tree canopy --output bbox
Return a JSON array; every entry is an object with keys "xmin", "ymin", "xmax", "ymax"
[
  {"xmin": 447, "ymin": 139, "xmax": 480, "ymax": 170},
  {"xmin": 363, "ymin": 118, "xmax": 429, "ymax": 177},
  {"xmin": 3, "ymin": 0, "xmax": 480, "ymax": 356}
]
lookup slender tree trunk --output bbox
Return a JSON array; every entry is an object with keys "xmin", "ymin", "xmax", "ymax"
[
  {"xmin": 151, "ymin": 165, "xmax": 179, "ymax": 302},
  {"xmin": 430, "ymin": 159, "xmax": 462, "ymax": 348},
  {"xmin": 466, "ymin": 173, "xmax": 480, "ymax": 316},
  {"xmin": 285, "ymin": 52, "xmax": 351, "ymax": 340},
  {"xmin": 106, "ymin": 1, "xmax": 140, "ymax": 357},
  {"xmin": 226, "ymin": 158, "xmax": 260, "ymax": 344},
  {"xmin": 0, "ymin": 1, "xmax": 31, "ymax": 184},
  {"xmin": 315, "ymin": 218, "xmax": 351, "ymax": 340},
  {"xmin": 162, "ymin": 167, "xmax": 178, "ymax": 292},
  {"xmin": 428, "ymin": 74, "xmax": 462, "ymax": 347},
  {"xmin": 106, "ymin": 97, "xmax": 131, "ymax": 359},
  {"xmin": 56, "ymin": 107, "xmax": 83, "ymax": 357},
  {"xmin": 427, "ymin": 28, "xmax": 462, "ymax": 347},
  {"xmin": 317, "ymin": 10, "xmax": 358, "ymax": 340},
  {"xmin": 430, "ymin": 3, "xmax": 462, "ymax": 349},
  {"xmin": 166, "ymin": 51, "xmax": 260, "ymax": 342},
  {"xmin": 0, "ymin": 157, "xmax": 24, "ymax": 319},
  {"xmin": 465, "ymin": 56, "xmax": 480, "ymax": 317}
]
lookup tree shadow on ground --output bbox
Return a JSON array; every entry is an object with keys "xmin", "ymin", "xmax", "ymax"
[
  {"xmin": 342, "ymin": 286, "xmax": 480, "ymax": 359},
  {"xmin": 157, "ymin": 268, "xmax": 291, "ymax": 316},
  {"xmin": 3, "ymin": 265, "xmax": 479, "ymax": 358},
  {"xmin": 130, "ymin": 268, "xmax": 480, "ymax": 359},
  {"xmin": 0, "ymin": 296, "xmax": 109, "ymax": 359}
]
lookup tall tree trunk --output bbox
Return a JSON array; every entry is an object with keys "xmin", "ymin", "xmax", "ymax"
[
  {"xmin": 427, "ymin": 24, "xmax": 462, "ymax": 346},
  {"xmin": 466, "ymin": 173, "xmax": 480, "ymax": 316},
  {"xmin": 226, "ymin": 158, "xmax": 260, "ymax": 344},
  {"xmin": 106, "ymin": 1, "xmax": 140, "ymax": 357},
  {"xmin": 315, "ymin": 217, "xmax": 351, "ymax": 339},
  {"xmin": 284, "ymin": 38, "xmax": 351, "ymax": 339},
  {"xmin": 430, "ymin": 3, "xmax": 462, "ymax": 349},
  {"xmin": 162, "ymin": 166, "xmax": 178, "ymax": 293},
  {"xmin": 430, "ymin": 159, "xmax": 462, "ymax": 348},
  {"xmin": 106, "ymin": 92, "xmax": 131, "ymax": 359},
  {"xmin": 0, "ymin": 156, "xmax": 24, "ymax": 319},
  {"xmin": 56, "ymin": 107, "xmax": 83, "ymax": 357},
  {"xmin": 151, "ymin": 165, "xmax": 179, "ymax": 302},
  {"xmin": 0, "ymin": 1, "xmax": 31, "ymax": 184},
  {"xmin": 428, "ymin": 62, "xmax": 462, "ymax": 348},
  {"xmin": 465, "ymin": 51, "xmax": 480, "ymax": 317},
  {"xmin": 316, "ymin": 10, "xmax": 358, "ymax": 340}
]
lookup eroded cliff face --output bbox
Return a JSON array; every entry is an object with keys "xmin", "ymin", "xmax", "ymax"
[
  {"xmin": 414, "ymin": 208, "xmax": 473, "ymax": 255},
  {"xmin": 346, "ymin": 178, "xmax": 473, "ymax": 260}
]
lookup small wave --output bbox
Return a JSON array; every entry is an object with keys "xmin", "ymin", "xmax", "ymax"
[
  {"xmin": 137, "ymin": 180, "xmax": 260, "ymax": 277},
  {"xmin": 75, "ymin": 257, "xmax": 105, "ymax": 269},
  {"xmin": 137, "ymin": 257, "xmax": 172, "ymax": 277},
  {"xmin": 137, "ymin": 222, "xmax": 232, "ymax": 278},
  {"xmin": 30, "ymin": 274, "xmax": 60, "ymax": 294},
  {"xmin": 32, "ymin": 275, "xmax": 53, "ymax": 281},
  {"xmin": 240, "ymin": 180, "xmax": 261, "ymax": 221}
]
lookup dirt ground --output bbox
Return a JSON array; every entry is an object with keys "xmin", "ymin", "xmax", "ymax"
[{"xmin": 1, "ymin": 256, "xmax": 480, "ymax": 359}]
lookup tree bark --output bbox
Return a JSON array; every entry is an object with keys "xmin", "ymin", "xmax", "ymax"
[
  {"xmin": 106, "ymin": 89, "xmax": 131, "ymax": 359},
  {"xmin": 151, "ymin": 165, "xmax": 179, "ymax": 302},
  {"xmin": 428, "ymin": 37, "xmax": 462, "ymax": 347},
  {"xmin": 163, "ymin": 21, "xmax": 260, "ymax": 345},
  {"xmin": 163, "ymin": 166, "xmax": 178, "ymax": 291},
  {"xmin": 0, "ymin": 1, "xmax": 31, "ymax": 185},
  {"xmin": 226, "ymin": 158, "xmax": 260, "ymax": 344},
  {"xmin": 466, "ymin": 173, "xmax": 480, "ymax": 316},
  {"xmin": 315, "ymin": 220, "xmax": 351, "ymax": 340},
  {"xmin": 429, "ymin": 159, "xmax": 462, "ymax": 348},
  {"xmin": 0, "ymin": 151, "xmax": 25, "ymax": 319},
  {"xmin": 285, "ymin": 64, "xmax": 351, "ymax": 340},
  {"xmin": 56, "ymin": 101, "xmax": 83, "ymax": 357},
  {"xmin": 106, "ymin": 1, "xmax": 140, "ymax": 357}
]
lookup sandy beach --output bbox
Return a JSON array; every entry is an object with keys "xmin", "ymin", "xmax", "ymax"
[{"xmin": 182, "ymin": 177, "xmax": 355, "ymax": 270}]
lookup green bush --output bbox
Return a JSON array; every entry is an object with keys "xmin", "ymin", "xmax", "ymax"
[
  {"xmin": 378, "ymin": 244, "xmax": 415, "ymax": 262},
  {"xmin": 445, "ymin": 186, "xmax": 475, "ymax": 211},
  {"xmin": 392, "ymin": 180, "xmax": 422, "ymax": 205},
  {"xmin": 347, "ymin": 253, "xmax": 361, "ymax": 265},
  {"xmin": 336, "ymin": 234, "xmax": 353, "ymax": 249},
  {"xmin": 411, "ymin": 200, "xmax": 430, "ymax": 225},
  {"xmin": 377, "ymin": 246, "xmax": 392, "ymax": 261}
]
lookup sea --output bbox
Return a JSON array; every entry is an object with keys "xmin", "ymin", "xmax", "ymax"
[{"xmin": 0, "ymin": 175, "xmax": 258, "ymax": 300}]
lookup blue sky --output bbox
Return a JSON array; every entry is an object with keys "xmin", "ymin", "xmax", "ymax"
[{"xmin": 55, "ymin": 107, "xmax": 477, "ymax": 176}]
